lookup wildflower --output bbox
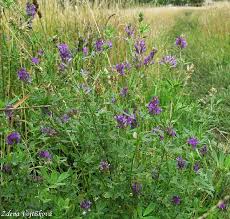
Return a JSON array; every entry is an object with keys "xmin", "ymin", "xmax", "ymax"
[
  {"xmin": 193, "ymin": 162, "xmax": 200, "ymax": 173},
  {"xmin": 131, "ymin": 182, "xmax": 142, "ymax": 195},
  {"xmin": 7, "ymin": 132, "xmax": 21, "ymax": 145},
  {"xmin": 199, "ymin": 145, "xmax": 208, "ymax": 156},
  {"xmin": 152, "ymin": 126, "xmax": 164, "ymax": 141},
  {"xmin": 176, "ymin": 36, "xmax": 187, "ymax": 49},
  {"xmin": 143, "ymin": 49, "xmax": 157, "ymax": 65},
  {"xmin": 148, "ymin": 96, "xmax": 162, "ymax": 115},
  {"xmin": 99, "ymin": 160, "xmax": 110, "ymax": 172},
  {"xmin": 120, "ymin": 87, "xmax": 128, "ymax": 97},
  {"xmin": 2, "ymin": 164, "xmax": 12, "ymax": 174},
  {"xmin": 5, "ymin": 104, "xmax": 14, "ymax": 120},
  {"xmin": 187, "ymin": 137, "xmax": 199, "ymax": 149},
  {"xmin": 135, "ymin": 39, "xmax": 146, "ymax": 55},
  {"xmin": 31, "ymin": 57, "xmax": 40, "ymax": 65},
  {"xmin": 82, "ymin": 47, "xmax": 88, "ymax": 56},
  {"xmin": 107, "ymin": 41, "xmax": 112, "ymax": 49},
  {"xmin": 41, "ymin": 127, "xmax": 57, "ymax": 137},
  {"xmin": 176, "ymin": 156, "xmax": 186, "ymax": 169},
  {"xmin": 160, "ymin": 55, "xmax": 177, "ymax": 68},
  {"xmin": 59, "ymin": 63, "xmax": 66, "ymax": 72},
  {"xmin": 218, "ymin": 201, "xmax": 226, "ymax": 210},
  {"xmin": 80, "ymin": 200, "xmax": 92, "ymax": 211},
  {"xmin": 166, "ymin": 127, "xmax": 176, "ymax": 137},
  {"xmin": 17, "ymin": 68, "xmax": 31, "ymax": 83},
  {"xmin": 58, "ymin": 43, "xmax": 72, "ymax": 63},
  {"xmin": 95, "ymin": 39, "xmax": 104, "ymax": 52},
  {"xmin": 61, "ymin": 114, "xmax": 70, "ymax": 123},
  {"xmin": 37, "ymin": 49, "xmax": 44, "ymax": 56},
  {"xmin": 125, "ymin": 24, "xmax": 134, "ymax": 37},
  {"xmin": 172, "ymin": 195, "xmax": 181, "ymax": 205},
  {"xmin": 115, "ymin": 113, "xmax": 136, "ymax": 128},
  {"xmin": 115, "ymin": 62, "xmax": 130, "ymax": 76},
  {"xmin": 26, "ymin": 2, "xmax": 37, "ymax": 18},
  {"xmin": 38, "ymin": 150, "xmax": 52, "ymax": 159}
]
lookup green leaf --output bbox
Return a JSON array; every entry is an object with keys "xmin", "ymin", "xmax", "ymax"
[{"xmin": 143, "ymin": 203, "xmax": 155, "ymax": 216}]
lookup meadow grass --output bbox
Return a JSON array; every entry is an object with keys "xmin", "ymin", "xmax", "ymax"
[{"xmin": 0, "ymin": 1, "xmax": 229, "ymax": 218}]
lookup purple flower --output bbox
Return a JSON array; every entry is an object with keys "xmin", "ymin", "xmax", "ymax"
[
  {"xmin": 26, "ymin": 2, "xmax": 37, "ymax": 18},
  {"xmin": 38, "ymin": 150, "xmax": 52, "ymax": 159},
  {"xmin": 143, "ymin": 49, "xmax": 157, "ymax": 65},
  {"xmin": 17, "ymin": 68, "xmax": 31, "ymax": 83},
  {"xmin": 120, "ymin": 87, "xmax": 128, "ymax": 97},
  {"xmin": 80, "ymin": 200, "xmax": 92, "ymax": 211},
  {"xmin": 131, "ymin": 182, "xmax": 142, "ymax": 195},
  {"xmin": 148, "ymin": 96, "xmax": 162, "ymax": 115},
  {"xmin": 172, "ymin": 195, "xmax": 181, "ymax": 205},
  {"xmin": 187, "ymin": 137, "xmax": 199, "ymax": 149},
  {"xmin": 160, "ymin": 55, "xmax": 177, "ymax": 67},
  {"xmin": 193, "ymin": 162, "xmax": 200, "ymax": 173},
  {"xmin": 111, "ymin": 97, "xmax": 116, "ymax": 103},
  {"xmin": 82, "ymin": 47, "xmax": 88, "ymax": 56},
  {"xmin": 41, "ymin": 127, "xmax": 57, "ymax": 137},
  {"xmin": 176, "ymin": 36, "xmax": 187, "ymax": 49},
  {"xmin": 59, "ymin": 63, "xmax": 66, "ymax": 72},
  {"xmin": 7, "ymin": 132, "xmax": 21, "ymax": 145},
  {"xmin": 166, "ymin": 127, "xmax": 176, "ymax": 137},
  {"xmin": 135, "ymin": 39, "xmax": 146, "ymax": 55},
  {"xmin": 152, "ymin": 126, "xmax": 164, "ymax": 141},
  {"xmin": 218, "ymin": 201, "xmax": 226, "ymax": 210},
  {"xmin": 58, "ymin": 43, "xmax": 72, "ymax": 63},
  {"xmin": 37, "ymin": 49, "xmax": 44, "ymax": 56},
  {"xmin": 176, "ymin": 156, "xmax": 186, "ymax": 169},
  {"xmin": 107, "ymin": 41, "xmax": 112, "ymax": 49},
  {"xmin": 99, "ymin": 160, "xmax": 110, "ymax": 172},
  {"xmin": 115, "ymin": 62, "xmax": 130, "ymax": 76},
  {"xmin": 31, "ymin": 57, "xmax": 40, "ymax": 65},
  {"xmin": 95, "ymin": 39, "xmax": 104, "ymax": 52},
  {"xmin": 61, "ymin": 114, "xmax": 70, "ymax": 123},
  {"xmin": 199, "ymin": 145, "xmax": 208, "ymax": 156},
  {"xmin": 115, "ymin": 113, "xmax": 136, "ymax": 129},
  {"xmin": 125, "ymin": 24, "xmax": 134, "ymax": 37},
  {"xmin": 5, "ymin": 104, "xmax": 14, "ymax": 120}
]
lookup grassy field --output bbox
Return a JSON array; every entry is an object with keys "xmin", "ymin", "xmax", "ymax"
[{"xmin": 0, "ymin": 1, "xmax": 229, "ymax": 218}]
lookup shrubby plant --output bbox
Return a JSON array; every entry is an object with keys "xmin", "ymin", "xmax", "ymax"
[{"xmin": 0, "ymin": 1, "xmax": 229, "ymax": 218}]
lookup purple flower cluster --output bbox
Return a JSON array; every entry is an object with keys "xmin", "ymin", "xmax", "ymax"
[
  {"xmin": 176, "ymin": 36, "xmax": 187, "ymax": 49},
  {"xmin": 193, "ymin": 162, "xmax": 200, "ymax": 173},
  {"xmin": 120, "ymin": 87, "xmax": 128, "ymax": 97},
  {"xmin": 143, "ymin": 49, "xmax": 157, "ymax": 66},
  {"xmin": 95, "ymin": 39, "xmax": 112, "ymax": 52},
  {"xmin": 199, "ymin": 145, "xmax": 208, "ymax": 156},
  {"xmin": 218, "ymin": 201, "xmax": 226, "ymax": 210},
  {"xmin": 58, "ymin": 43, "xmax": 72, "ymax": 63},
  {"xmin": 115, "ymin": 113, "xmax": 136, "ymax": 128},
  {"xmin": 166, "ymin": 127, "xmax": 177, "ymax": 137},
  {"xmin": 17, "ymin": 68, "xmax": 31, "ymax": 83},
  {"xmin": 80, "ymin": 200, "xmax": 92, "ymax": 211},
  {"xmin": 41, "ymin": 127, "xmax": 57, "ymax": 137},
  {"xmin": 160, "ymin": 55, "xmax": 177, "ymax": 68},
  {"xmin": 26, "ymin": 2, "xmax": 37, "ymax": 18},
  {"xmin": 31, "ymin": 57, "xmax": 40, "ymax": 65},
  {"xmin": 187, "ymin": 137, "xmax": 199, "ymax": 149},
  {"xmin": 131, "ymin": 182, "xmax": 142, "ymax": 195},
  {"xmin": 115, "ymin": 62, "xmax": 131, "ymax": 76},
  {"xmin": 134, "ymin": 39, "xmax": 146, "ymax": 55},
  {"xmin": 172, "ymin": 195, "xmax": 181, "ymax": 205},
  {"xmin": 125, "ymin": 24, "xmax": 134, "ymax": 37},
  {"xmin": 82, "ymin": 47, "xmax": 89, "ymax": 56},
  {"xmin": 38, "ymin": 150, "xmax": 52, "ymax": 159},
  {"xmin": 99, "ymin": 160, "xmax": 110, "ymax": 172},
  {"xmin": 7, "ymin": 132, "xmax": 21, "ymax": 145},
  {"xmin": 148, "ymin": 96, "xmax": 162, "ymax": 115},
  {"xmin": 176, "ymin": 156, "xmax": 186, "ymax": 169}
]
